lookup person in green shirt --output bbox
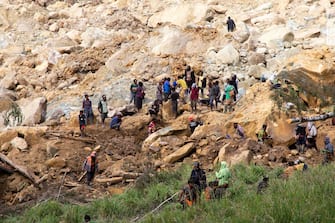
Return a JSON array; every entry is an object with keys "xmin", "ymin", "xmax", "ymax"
[
  {"xmin": 224, "ymin": 79, "xmax": 235, "ymax": 113},
  {"xmin": 215, "ymin": 161, "xmax": 231, "ymax": 199},
  {"xmin": 129, "ymin": 79, "xmax": 138, "ymax": 104},
  {"xmin": 215, "ymin": 161, "xmax": 231, "ymax": 187}
]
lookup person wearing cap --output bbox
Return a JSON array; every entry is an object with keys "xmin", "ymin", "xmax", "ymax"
[
  {"xmin": 98, "ymin": 95, "xmax": 108, "ymax": 126},
  {"xmin": 82, "ymin": 94, "xmax": 94, "ymax": 125},
  {"xmin": 189, "ymin": 115, "xmax": 203, "ymax": 134},
  {"xmin": 322, "ymin": 136, "xmax": 334, "ymax": 165},
  {"xmin": 83, "ymin": 151, "xmax": 98, "ymax": 186},
  {"xmin": 190, "ymin": 161, "xmax": 207, "ymax": 192},
  {"xmin": 79, "ymin": 110, "xmax": 86, "ymax": 137}
]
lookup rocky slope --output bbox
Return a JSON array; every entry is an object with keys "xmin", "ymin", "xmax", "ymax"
[{"xmin": 0, "ymin": 0, "xmax": 335, "ymax": 214}]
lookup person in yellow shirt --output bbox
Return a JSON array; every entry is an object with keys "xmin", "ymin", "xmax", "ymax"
[{"xmin": 177, "ymin": 76, "xmax": 188, "ymax": 103}]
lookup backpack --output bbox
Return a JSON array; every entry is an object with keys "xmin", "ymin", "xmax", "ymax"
[{"xmin": 296, "ymin": 125, "xmax": 306, "ymax": 136}]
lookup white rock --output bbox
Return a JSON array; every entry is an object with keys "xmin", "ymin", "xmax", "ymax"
[
  {"xmin": 80, "ymin": 27, "xmax": 110, "ymax": 48},
  {"xmin": 215, "ymin": 44, "xmax": 239, "ymax": 65},
  {"xmin": 33, "ymin": 12, "xmax": 48, "ymax": 23},
  {"xmin": 149, "ymin": 27, "xmax": 189, "ymax": 55},
  {"xmin": 66, "ymin": 30, "xmax": 82, "ymax": 43},
  {"xmin": 256, "ymin": 47, "xmax": 268, "ymax": 54},
  {"xmin": 258, "ymin": 26, "xmax": 294, "ymax": 48},
  {"xmin": 148, "ymin": 3, "xmax": 208, "ymax": 28},
  {"xmin": 19, "ymin": 97, "xmax": 47, "ymax": 126},
  {"xmin": 0, "ymin": 72, "xmax": 16, "ymax": 90},
  {"xmin": 10, "ymin": 137, "xmax": 28, "ymax": 151},
  {"xmin": 255, "ymin": 2, "xmax": 273, "ymax": 11},
  {"xmin": 247, "ymin": 65, "xmax": 268, "ymax": 79},
  {"xmin": 233, "ymin": 22, "xmax": 250, "ymax": 43},
  {"xmin": 49, "ymin": 23, "xmax": 59, "ymax": 32}
]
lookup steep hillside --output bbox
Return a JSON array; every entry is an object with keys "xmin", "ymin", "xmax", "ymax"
[{"xmin": 0, "ymin": 0, "xmax": 335, "ymax": 217}]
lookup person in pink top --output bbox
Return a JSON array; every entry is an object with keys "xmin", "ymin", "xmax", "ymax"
[{"xmin": 190, "ymin": 83, "xmax": 199, "ymax": 112}]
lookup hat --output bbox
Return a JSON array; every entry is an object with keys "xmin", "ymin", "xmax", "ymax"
[{"xmin": 91, "ymin": 151, "xmax": 97, "ymax": 157}]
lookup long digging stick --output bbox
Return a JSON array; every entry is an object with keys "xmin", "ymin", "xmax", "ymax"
[
  {"xmin": 131, "ymin": 192, "xmax": 179, "ymax": 222},
  {"xmin": 56, "ymin": 171, "xmax": 67, "ymax": 200}
]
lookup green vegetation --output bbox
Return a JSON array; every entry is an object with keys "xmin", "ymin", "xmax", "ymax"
[
  {"xmin": 3, "ymin": 103, "xmax": 23, "ymax": 127},
  {"xmin": 2, "ymin": 164, "xmax": 335, "ymax": 223}
]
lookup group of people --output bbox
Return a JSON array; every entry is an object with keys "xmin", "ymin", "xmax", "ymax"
[
  {"xmin": 178, "ymin": 161, "xmax": 231, "ymax": 208},
  {"xmin": 129, "ymin": 79, "xmax": 146, "ymax": 110},
  {"xmin": 294, "ymin": 121, "xmax": 333, "ymax": 164},
  {"xmin": 150, "ymin": 65, "xmax": 240, "ymax": 120},
  {"xmin": 79, "ymin": 94, "xmax": 123, "ymax": 136}
]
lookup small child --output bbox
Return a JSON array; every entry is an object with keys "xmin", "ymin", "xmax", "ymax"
[
  {"xmin": 79, "ymin": 110, "xmax": 86, "ymax": 137},
  {"xmin": 148, "ymin": 119, "xmax": 157, "ymax": 135}
]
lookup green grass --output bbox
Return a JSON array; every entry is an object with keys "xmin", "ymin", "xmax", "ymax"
[{"xmin": 2, "ymin": 164, "xmax": 335, "ymax": 223}]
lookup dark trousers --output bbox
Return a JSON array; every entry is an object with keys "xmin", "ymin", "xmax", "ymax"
[
  {"xmin": 307, "ymin": 136, "xmax": 318, "ymax": 150},
  {"xmin": 135, "ymin": 97, "xmax": 143, "ymax": 110},
  {"xmin": 172, "ymin": 100, "xmax": 178, "ymax": 118},
  {"xmin": 87, "ymin": 171, "xmax": 95, "ymax": 185}
]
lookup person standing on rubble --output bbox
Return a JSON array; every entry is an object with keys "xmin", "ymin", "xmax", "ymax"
[{"xmin": 83, "ymin": 151, "xmax": 98, "ymax": 186}]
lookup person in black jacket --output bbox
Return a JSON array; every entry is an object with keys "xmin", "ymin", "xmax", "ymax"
[
  {"xmin": 226, "ymin": 16, "xmax": 236, "ymax": 32},
  {"xmin": 190, "ymin": 161, "xmax": 207, "ymax": 192}
]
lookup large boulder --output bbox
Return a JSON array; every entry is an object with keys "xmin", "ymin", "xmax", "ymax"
[
  {"xmin": 0, "ymin": 130, "xmax": 18, "ymax": 145},
  {"xmin": 247, "ymin": 65, "xmax": 268, "ymax": 79},
  {"xmin": 215, "ymin": 139, "xmax": 255, "ymax": 166},
  {"xmin": 0, "ymin": 71, "xmax": 16, "ymax": 90},
  {"xmin": 10, "ymin": 137, "xmax": 28, "ymax": 152},
  {"xmin": 18, "ymin": 97, "xmax": 47, "ymax": 126},
  {"xmin": 279, "ymin": 48, "xmax": 335, "ymax": 107},
  {"xmin": 163, "ymin": 143, "xmax": 195, "ymax": 164},
  {"xmin": 121, "ymin": 114, "xmax": 151, "ymax": 132},
  {"xmin": 217, "ymin": 143, "xmax": 230, "ymax": 162},
  {"xmin": 149, "ymin": 26, "xmax": 190, "ymax": 55},
  {"xmin": 248, "ymin": 52, "xmax": 266, "ymax": 65},
  {"xmin": 232, "ymin": 22, "xmax": 250, "ymax": 43},
  {"xmin": 148, "ymin": 3, "xmax": 208, "ymax": 28},
  {"xmin": 215, "ymin": 44, "xmax": 240, "ymax": 65},
  {"xmin": 258, "ymin": 26, "xmax": 294, "ymax": 48},
  {"xmin": 45, "ymin": 157, "xmax": 67, "ymax": 169},
  {"xmin": 142, "ymin": 124, "xmax": 187, "ymax": 152},
  {"xmin": 190, "ymin": 124, "xmax": 226, "ymax": 140}
]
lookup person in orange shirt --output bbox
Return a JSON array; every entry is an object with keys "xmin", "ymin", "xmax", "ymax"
[{"xmin": 83, "ymin": 151, "xmax": 98, "ymax": 186}]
